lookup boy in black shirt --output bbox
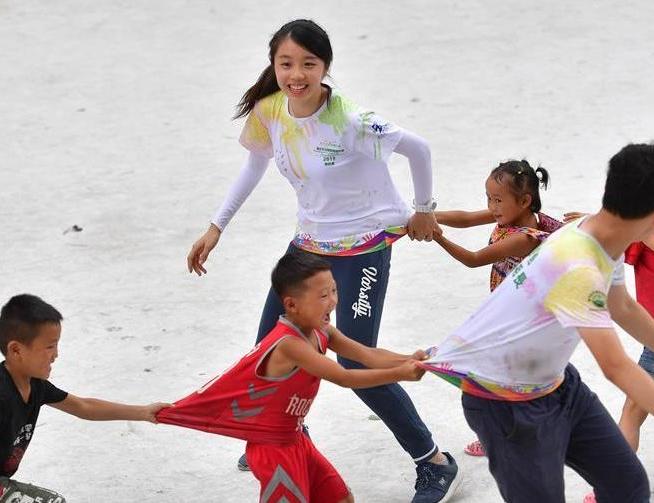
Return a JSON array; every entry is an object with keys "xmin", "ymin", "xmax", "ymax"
[{"xmin": 0, "ymin": 294, "xmax": 168, "ymax": 502}]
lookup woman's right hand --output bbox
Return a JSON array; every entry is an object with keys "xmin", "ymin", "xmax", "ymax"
[{"xmin": 187, "ymin": 224, "xmax": 221, "ymax": 276}]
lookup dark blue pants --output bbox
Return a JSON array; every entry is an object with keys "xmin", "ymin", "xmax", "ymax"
[
  {"xmin": 462, "ymin": 364, "xmax": 650, "ymax": 503},
  {"xmin": 256, "ymin": 243, "xmax": 436, "ymax": 461}
]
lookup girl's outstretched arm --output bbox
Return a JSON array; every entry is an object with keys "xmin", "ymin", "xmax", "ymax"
[
  {"xmin": 434, "ymin": 209, "xmax": 494, "ymax": 228},
  {"xmin": 435, "ymin": 231, "xmax": 538, "ymax": 268}
]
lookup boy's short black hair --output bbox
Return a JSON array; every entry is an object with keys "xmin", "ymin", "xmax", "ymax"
[
  {"xmin": 0, "ymin": 294, "xmax": 62, "ymax": 355},
  {"xmin": 602, "ymin": 143, "xmax": 654, "ymax": 219},
  {"xmin": 271, "ymin": 250, "xmax": 331, "ymax": 299}
]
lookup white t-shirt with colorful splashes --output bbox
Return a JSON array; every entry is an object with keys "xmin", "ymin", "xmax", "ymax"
[
  {"xmin": 422, "ymin": 218, "xmax": 625, "ymax": 401},
  {"xmin": 239, "ymin": 89, "xmax": 411, "ymax": 255}
]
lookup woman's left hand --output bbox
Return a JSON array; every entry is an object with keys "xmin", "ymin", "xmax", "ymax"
[{"xmin": 407, "ymin": 212, "xmax": 442, "ymax": 241}]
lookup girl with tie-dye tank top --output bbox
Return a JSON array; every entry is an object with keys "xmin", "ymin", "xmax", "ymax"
[
  {"xmin": 487, "ymin": 210, "xmax": 563, "ymax": 291},
  {"xmin": 186, "ymin": 19, "xmax": 462, "ymax": 502},
  {"xmin": 433, "ymin": 159, "xmax": 563, "ymax": 456}
]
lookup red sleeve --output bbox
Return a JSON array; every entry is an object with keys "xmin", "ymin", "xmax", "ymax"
[{"xmin": 625, "ymin": 242, "xmax": 644, "ymax": 266}]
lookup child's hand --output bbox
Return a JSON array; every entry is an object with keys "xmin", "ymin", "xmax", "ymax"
[
  {"xmin": 145, "ymin": 402, "xmax": 173, "ymax": 423},
  {"xmin": 433, "ymin": 231, "xmax": 447, "ymax": 245},
  {"xmin": 398, "ymin": 360, "xmax": 426, "ymax": 381},
  {"xmin": 410, "ymin": 349, "xmax": 429, "ymax": 361},
  {"xmin": 563, "ymin": 211, "xmax": 587, "ymax": 223}
]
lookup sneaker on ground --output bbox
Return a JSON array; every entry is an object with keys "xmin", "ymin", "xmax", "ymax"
[
  {"xmin": 463, "ymin": 439, "xmax": 486, "ymax": 457},
  {"xmin": 412, "ymin": 452, "xmax": 462, "ymax": 503}
]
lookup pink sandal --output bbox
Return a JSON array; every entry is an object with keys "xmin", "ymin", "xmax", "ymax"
[
  {"xmin": 582, "ymin": 492, "xmax": 596, "ymax": 503},
  {"xmin": 463, "ymin": 439, "xmax": 486, "ymax": 457}
]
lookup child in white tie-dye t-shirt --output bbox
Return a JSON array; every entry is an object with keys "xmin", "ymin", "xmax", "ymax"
[{"xmin": 423, "ymin": 144, "xmax": 654, "ymax": 503}]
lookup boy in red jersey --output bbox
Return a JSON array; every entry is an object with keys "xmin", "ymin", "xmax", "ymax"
[{"xmin": 158, "ymin": 251, "xmax": 444, "ymax": 503}]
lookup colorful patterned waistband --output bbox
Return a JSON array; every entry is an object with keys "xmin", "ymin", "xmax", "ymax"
[
  {"xmin": 293, "ymin": 226, "xmax": 406, "ymax": 256},
  {"xmin": 418, "ymin": 360, "xmax": 564, "ymax": 402}
]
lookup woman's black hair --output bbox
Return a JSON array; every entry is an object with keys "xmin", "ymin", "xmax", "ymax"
[
  {"xmin": 489, "ymin": 160, "xmax": 550, "ymax": 213},
  {"xmin": 234, "ymin": 19, "xmax": 333, "ymax": 119}
]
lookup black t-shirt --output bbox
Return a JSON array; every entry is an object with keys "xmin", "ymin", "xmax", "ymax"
[{"xmin": 0, "ymin": 362, "xmax": 67, "ymax": 477}]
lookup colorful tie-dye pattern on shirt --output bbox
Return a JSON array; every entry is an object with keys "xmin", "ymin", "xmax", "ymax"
[
  {"xmin": 489, "ymin": 212, "xmax": 563, "ymax": 292},
  {"xmin": 238, "ymin": 89, "xmax": 412, "ymax": 255},
  {"xmin": 421, "ymin": 219, "xmax": 625, "ymax": 401}
]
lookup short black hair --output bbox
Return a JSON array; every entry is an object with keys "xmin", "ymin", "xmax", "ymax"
[
  {"xmin": 602, "ymin": 143, "xmax": 654, "ymax": 219},
  {"xmin": 0, "ymin": 294, "xmax": 62, "ymax": 355},
  {"xmin": 271, "ymin": 250, "xmax": 331, "ymax": 299}
]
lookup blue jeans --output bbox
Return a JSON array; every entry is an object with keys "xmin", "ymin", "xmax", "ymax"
[
  {"xmin": 638, "ymin": 346, "xmax": 654, "ymax": 376},
  {"xmin": 256, "ymin": 243, "xmax": 436, "ymax": 462},
  {"xmin": 463, "ymin": 364, "xmax": 649, "ymax": 503}
]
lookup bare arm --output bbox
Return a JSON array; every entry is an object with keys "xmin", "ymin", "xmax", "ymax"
[
  {"xmin": 434, "ymin": 209, "xmax": 495, "ymax": 228},
  {"xmin": 326, "ymin": 325, "xmax": 426, "ymax": 369},
  {"xmin": 579, "ymin": 327, "xmax": 654, "ymax": 415},
  {"xmin": 435, "ymin": 231, "xmax": 538, "ymax": 268},
  {"xmin": 276, "ymin": 337, "xmax": 424, "ymax": 389},
  {"xmin": 48, "ymin": 394, "xmax": 170, "ymax": 423},
  {"xmin": 562, "ymin": 211, "xmax": 588, "ymax": 223},
  {"xmin": 608, "ymin": 284, "xmax": 654, "ymax": 350}
]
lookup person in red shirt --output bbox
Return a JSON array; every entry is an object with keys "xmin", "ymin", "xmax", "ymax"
[
  {"xmin": 617, "ymin": 234, "xmax": 654, "ymax": 450},
  {"xmin": 158, "ymin": 251, "xmax": 459, "ymax": 503}
]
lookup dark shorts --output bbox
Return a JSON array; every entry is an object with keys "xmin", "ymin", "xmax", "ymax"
[{"xmin": 462, "ymin": 364, "xmax": 650, "ymax": 503}]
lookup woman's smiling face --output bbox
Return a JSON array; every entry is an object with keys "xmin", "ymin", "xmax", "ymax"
[{"xmin": 273, "ymin": 36, "xmax": 327, "ymax": 115}]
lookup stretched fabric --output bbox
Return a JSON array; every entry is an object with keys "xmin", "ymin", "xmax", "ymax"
[{"xmin": 157, "ymin": 319, "xmax": 327, "ymax": 444}]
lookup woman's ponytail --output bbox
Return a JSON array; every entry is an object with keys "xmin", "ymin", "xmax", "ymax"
[{"xmin": 234, "ymin": 65, "xmax": 279, "ymax": 119}]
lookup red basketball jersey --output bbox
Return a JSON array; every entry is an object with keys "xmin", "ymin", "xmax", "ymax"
[{"xmin": 157, "ymin": 318, "xmax": 328, "ymax": 444}]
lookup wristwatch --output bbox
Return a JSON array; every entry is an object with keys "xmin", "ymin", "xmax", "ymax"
[{"xmin": 413, "ymin": 198, "xmax": 437, "ymax": 213}]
